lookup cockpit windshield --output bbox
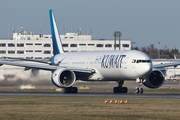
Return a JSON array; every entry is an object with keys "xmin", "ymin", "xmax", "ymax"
[{"xmin": 136, "ymin": 60, "xmax": 151, "ymax": 63}]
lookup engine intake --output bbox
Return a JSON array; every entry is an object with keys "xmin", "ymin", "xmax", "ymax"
[
  {"xmin": 51, "ymin": 68, "xmax": 76, "ymax": 88},
  {"xmin": 143, "ymin": 69, "xmax": 164, "ymax": 88}
]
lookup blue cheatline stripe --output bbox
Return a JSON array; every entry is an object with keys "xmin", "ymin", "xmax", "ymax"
[{"xmin": 49, "ymin": 10, "xmax": 60, "ymax": 55}]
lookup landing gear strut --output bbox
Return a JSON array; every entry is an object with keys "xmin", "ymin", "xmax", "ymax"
[
  {"xmin": 113, "ymin": 81, "xmax": 128, "ymax": 93},
  {"xmin": 64, "ymin": 87, "xmax": 78, "ymax": 93},
  {"xmin": 135, "ymin": 78, "xmax": 144, "ymax": 94}
]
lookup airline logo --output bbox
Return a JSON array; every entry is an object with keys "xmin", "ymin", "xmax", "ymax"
[
  {"xmin": 132, "ymin": 59, "xmax": 136, "ymax": 63},
  {"xmin": 101, "ymin": 55, "xmax": 126, "ymax": 68}
]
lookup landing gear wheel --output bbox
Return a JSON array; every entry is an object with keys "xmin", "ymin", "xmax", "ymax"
[
  {"xmin": 135, "ymin": 87, "xmax": 143, "ymax": 94},
  {"xmin": 139, "ymin": 88, "xmax": 143, "ymax": 94},
  {"xmin": 64, "ymin": 87, "xmax": 78, "ymax": 93},
  {"xmin": 135, "ymin": 87, "xmax": 139, "ymax": 94},
  {"xmin": 113, "ymin": 87, "xmax": 128, "ymax": 93}
]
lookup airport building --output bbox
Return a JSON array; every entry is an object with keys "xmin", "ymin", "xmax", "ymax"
[{"xmin": 0, "ymin": 27, "xmax": 131, "ymax": 60}]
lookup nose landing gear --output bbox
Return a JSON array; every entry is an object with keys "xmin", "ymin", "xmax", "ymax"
[
  {"xmin": 135, "ymin": 87, "xmax": 143, "ymax": 94},
  {"xmin": 135, "ymin": 78, "xmax": 144, "ymax": 94}
]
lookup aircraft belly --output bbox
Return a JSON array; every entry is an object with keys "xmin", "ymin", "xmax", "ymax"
[
  {"xmin": 100, "ymin": 68, "xmax": 139, "ymax": 80},
  {"xmin": 97, "ymin": 68, "xmax": 124, "ymax": 80}
]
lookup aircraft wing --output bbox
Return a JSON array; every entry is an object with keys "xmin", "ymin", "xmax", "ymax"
[
  {"xmin": 153, "ymin": 62, "xmax": 180, "ymax": 68},
  {"xmin": 0, "ymin": 60, "xmax": 95, "ymax": 74},
  {"xmin": 0, "ymin": 60, "xmax": 56, "ymax": 71},
  {"xmin": 1, "ymin": 57, "xmax": 50, "ymax": 64}
]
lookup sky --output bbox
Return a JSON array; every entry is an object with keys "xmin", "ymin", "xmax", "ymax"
[{"xmin": 0, "ymin": 0, "xmax": 180, "ymax": 50}]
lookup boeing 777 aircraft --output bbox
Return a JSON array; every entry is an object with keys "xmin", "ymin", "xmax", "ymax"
[{"xmin": 1, "ymin": 10, "xmax": 180, "ymax": 94}]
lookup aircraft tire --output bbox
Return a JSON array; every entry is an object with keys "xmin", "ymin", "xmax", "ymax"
[
  {"xmin": 113, "ymin": 87, "xmax": 128, "ymax": 93},
  {"xmin": 64, "ymin": 87, "xmax": 78, "ymax": 93},
  {"xmin": 135, "ymin": 87, "xmax": 139, "ymax": 94},
  {"xmin": 139, "ymin": 88, "xmax": 143, "ymax": 94}
]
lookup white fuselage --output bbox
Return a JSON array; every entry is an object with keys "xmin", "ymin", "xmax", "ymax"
[{"xmin": 50, "ymin": 50, "xmax": 152, "ymax": 81}]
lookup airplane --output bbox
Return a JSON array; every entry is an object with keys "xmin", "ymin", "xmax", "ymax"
[{"xmin": 0, "ymin": 9, "xmax": 180, "ymax": 94}]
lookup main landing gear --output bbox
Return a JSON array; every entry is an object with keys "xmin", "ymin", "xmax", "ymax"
[
  {"xmin": 113, "ymin": 81, "xmax": 128, "ymax": 93},
  {"xmin": 135, "ymin": 78, "xmax": 143, "ymax": 94},
  {"xmin": 63, "ymin": 87, "xmax": 78, "ymax": 93}
]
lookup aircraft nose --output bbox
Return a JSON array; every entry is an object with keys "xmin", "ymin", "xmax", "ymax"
[{"xmin": 139, "ymin": 63, "xmax": 152, "ymax": 77}]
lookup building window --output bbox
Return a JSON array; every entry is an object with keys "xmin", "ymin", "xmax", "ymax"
[
  {"xmin": 79, "ymin": 44, "xmax": 86, "ymax": 46},
  {"xmin": 88, "ymin": 44, "xmax": 94, "ymax": 46},
  {"xmin": 70, "ymin": 44, "xmax": 77, "ymax": 47},
  {"xmin": 17, "ymin": 51, "xmax": 24, "ymax": 54},
  {"xmin": 0, "ymin": 43, "xmax": 6, "ymax": 47},
  {"xmin": 35, "ymin": 43, "xmax": 42, "ymax": 45},
  {"xmin": 115, "ymin": 44, "xmax": 120, "ymax": 47},
  {"xmin": 65, "ymin": 37, "xmax": 68, "ymax": 39},
  {"xmin": 0, "ymin": 50, "xmax": 6, "ymax": 54},
  {"xmin": 44, "ymin": 51, "xmax": 51, "ymax": 54},
  {"xmin": 35, "ymin": 50, "xmax": 42, "ymax": 52},
  {"xmin": 96, "ymin": 44, "xmax": 103, "ymax": 47},
  {"xmin": 26, "ymin": 57, "xmax": 33, "ymax": 59},
  {"xmin": 35, "ymin": 57, "xmax": 42, "ymax": 59},
  {"xmin": 26, "ymin": 50, "xmax": 33, "ymax": 52},
  {"xmin": 44, "ymin": 44, "xmax": 51, "ymax": 47},
  {"xmin": 8, "ymin": 50, "xmax": 15, "ymax": 54},
  {"xmin": 122, "ymin": 44, "xmax": 129, "ymax": 47},
  {"xmin": 26, "ymin": 43, "xmax": 33, "ymax": 45},
  {"xmin": 8, "ymin": 43, "xmax": 15, "ymax": 47},
  {"xmin": 70, "ymin": 37, "xmax": 74, "ymax": 39},
  {"xmin": 63, "ymin": 44, "xmax": 68, "ymax": 47},
  {"xmin": 17, "ymin": 43, "xmax": 24, "ymax": 47},
  {"xmin": 105, "ymin": 44, "xmax": 112, "ymax": 47},
  {"xmin": 45, "ymin": 37, "xmax": 49, "ymax": 38},
  {"xmin": 44, "ymin": 57, "xmax": 50, "ymax": 59}
]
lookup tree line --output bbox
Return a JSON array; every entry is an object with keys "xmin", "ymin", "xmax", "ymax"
[{"xmin": 132, "ymin": 44, "xmax": 180, "ymax": 59}]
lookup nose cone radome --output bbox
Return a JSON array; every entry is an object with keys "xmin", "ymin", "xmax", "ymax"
[{"xmin": 138, "ymin": 63, "xmax": 152, "ymax": 78}]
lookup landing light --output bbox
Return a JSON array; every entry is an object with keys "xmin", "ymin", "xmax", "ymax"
[
  {"xmin": 109, "ymin": 99, "xmax": 113, "ymax": 104},
  {"xmin": 104, "ymin": 100, "xmax": 108, "ymax": 104},
  {"xmin": 114, "ymin": 100, "xmax": 118, "ymax": 104},
  {"xmin": 119, "ymin": 100, "xmax": 123, "ymax": 104},
  {"xmin": 124, "ymin": 100, "xmax": 128, "ymax": 104},
  {"xmin": 104, "ymin": 99, "xmax": 128, "ymax": 104}
]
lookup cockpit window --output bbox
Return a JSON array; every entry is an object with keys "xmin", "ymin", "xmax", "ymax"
[{"xmin": 136, "ymin": 60, "xmax": 151, "ymax": 63}]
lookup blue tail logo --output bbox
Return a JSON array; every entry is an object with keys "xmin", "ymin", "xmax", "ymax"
[{"xmin": 49, "ymin": 10, "xmax": 64, "ymax": 55}]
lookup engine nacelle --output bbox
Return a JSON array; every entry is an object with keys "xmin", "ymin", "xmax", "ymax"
[
  {"xmin": 51, "ymin": 68, "xmax": 76, "ymax": 88},
  {"xmin": 143, "ymin": 69, "xmax": 164, "ymax": 88}
]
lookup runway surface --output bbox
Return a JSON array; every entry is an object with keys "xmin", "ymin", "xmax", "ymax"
[{"xmin": 0, "ymin": 91, "xmax": 180, "ymax": 99}]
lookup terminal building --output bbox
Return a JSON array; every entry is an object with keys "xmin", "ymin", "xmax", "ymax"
[{"xmin": 0, "ymin": 27, "xmax": 131, "ymax": 60}]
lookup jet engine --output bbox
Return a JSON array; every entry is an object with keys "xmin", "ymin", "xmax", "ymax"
[
  {"xmin": 51, "ymin": 68, "xmax": 76, "ymax": 88},
  {"xmin": 143, "ymin": 69, "xmax": 164, "ymax": 88}
]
